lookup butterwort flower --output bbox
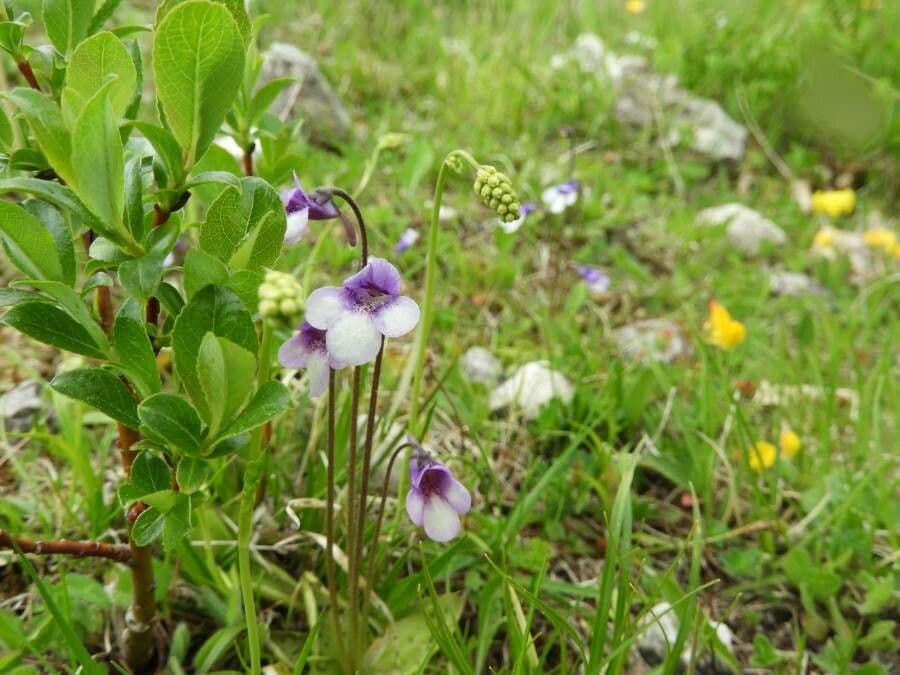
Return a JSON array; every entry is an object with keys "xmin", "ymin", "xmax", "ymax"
[
  {"xmin": 305, "ymin": 257, "xmax": 420, "ymax": 366},
  {"xmin": 779, "ymin": 430, "xmax": 801, "ymax": 459},
  {"xmin": 542, "ymin": 180, "xmax": 580, "ymax": 214},
  {"xmin": 703, "ymin": 300, "xmax": 746, "ymax": 351},
  {"xmin": 748, "ymin": 440, "xmax": 777, "ymax": 472},
  {"xmin": 278, "ymin": 322, "xmax": 346, "ymax": 397},
  {"xmin": 394, "ymin": 227, "xmax": 420, "ymax": 253},
  {"xmin": 577, "ymin": 265, "xmax": 611, "ymax": 294},
  {"xmin": 281, "ymin": 173, "xmax": 341, "ymax": 245},
  {"xmin": 406, "ymin": 447, "xmax": 471, "ymax": 542},
  {"xmin": 811, "ymin": 189, "xmax": 855, "ymax": 217},
  {"xmin": 499, "ymin": 202, "xmax": 538, "ymax": 234}
]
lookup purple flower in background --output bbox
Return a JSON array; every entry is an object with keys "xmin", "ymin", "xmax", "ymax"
[
  {"xmin": 577, "ymin": 265, "xmax": 611, "ymax": 294},
  {"xmin": 499, "ymin": 201, "xmax": 539, "ymax": 234},
  {"xmin": 542, "ymin": 180, "xmax": 580, "ymax": 214},
  {"xmin": 281, "ymin": 172, "xmax": 341, "ymax": 245},
  {"xmin": 406, "ymin": 449, "xmax": 471, "ymax": 542},
  {"xmin": 278, "ymin": 322, "xmax": 346, "ymax": 397},
  {"xmin": 305, "ymin": 257, "xmax": 420, "ymax": 366},
  {"xmin": 394, "ymin": 227, "xmax": 420, "ymax": 253}
]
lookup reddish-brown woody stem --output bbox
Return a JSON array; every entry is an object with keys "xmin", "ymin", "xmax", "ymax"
[
  {"xmin": 16, "ymin": 61, "xmax": 40, "ymax": 91},
  {"xmin": 1, "ymin": 530, "xmax": 132, "ymax": 563}
]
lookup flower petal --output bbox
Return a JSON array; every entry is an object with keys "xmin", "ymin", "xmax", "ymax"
[
  {"xmin": 283, "ymin": 208, "xmax": 309, "ymax": 245},
  {"xmin": 442, "ymin": 479, "xmax": 472, "ymax": 515},
  {"xmin": 423, "ymin": 497, "xmax": 462, "ymax": 542},
  {"xmin": 277, "ymin": 334, "xmax": 311, "ymax": 369},
  {"xmin": 305, "ymin": 286, "xmax": 345, "ymax": 329},
  {"xmin": 306, "ymin": 352, "xmax": 330, "ymax": 398},
  {"xmin": 406, "ymin": 488, "xmax": 425, "ymax": 525},
  {"xmin": 344, "ymin": 257, "xmax": 402, "ymax": 296},
  {"xmin": 325, "ymin": 312, "xmax": 382, "ymax": 366},
  {"xmin": 499, "ymin": 216, "xmax": 525, "ymax": 234},
  {"xmin": 374, "ymin": 296, "xmax": 420, "ymax": 338}
]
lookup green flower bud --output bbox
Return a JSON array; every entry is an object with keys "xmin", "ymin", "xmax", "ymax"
[
  {"xmin": 473, "ymin": 165, "xmax": 521, "ymax": 222},
  {"xmin": 258, "ymin": 270, "xmax": 303, "ymax": 326}
]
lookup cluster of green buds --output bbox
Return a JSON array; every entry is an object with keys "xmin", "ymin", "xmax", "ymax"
[
  {"xmin": 258, "ymin": 270, "xmax": 303, "ymax": 325},
  {"xmin": 474, "ymin": 165, "xmax": 521, "ymax": 224}
]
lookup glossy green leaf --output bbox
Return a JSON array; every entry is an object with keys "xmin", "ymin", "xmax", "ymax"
[
  {"xmin": 3, "ymin": 88, "xmax": 74, "ymax": 184},
  {"xmin": 162, "ymin": 492, "xmax": 192, "ymax": 550},
  {"xmin": 0, "ymin": 201, "xmax": 63, "ymax": 281},
  {"xmin": 70, "ymin": 80, "xmax": 125, "ymax": 236},
  {"xmin": 121, "ymin": 450, "xmax": 172, "ymax": 504},
  {"xmin": 128, "ymin": 121, "xmax": 185, "ymax": 187},
  {"xmin": 197, "ymin": 332, "xmax": 255, "ymax": 437},
  {"xmin": 138, "ymin": 393, "xmax": 204, "ymax": 455},
  {"xmin": 61, "ymin": 31, "xmax": 137, "ymax": 125},
  {"xmin": 42, "ymin": 0, "xmax": 95, "ymax": 56},
  {"xmin": 171, "ymin": 285, "xmax": 257, "ymax": 422},
  {"xmin": 3, "ymin": 303, "xmax": 107, "ymax": 358},
  {"xmin": 152, "ymin": 0, "xmax": 245, "ymax": 165},
  {"xmin": 176, "ymin": 457, "xmax": 210, "ymax": 493},
  {"xmin": 0, "ymin": 177, "xmax": 101, "ymax": 234},
  {"xmin": 132, "ymin": 506, "xmax": 165, "ymax": 546},
  {"xmin": 199, "ymin": 177, "xmax": 286, "ymax": 269},
  {"xmin": 220, "ymin": 381, "xmax": 290, "ymax": 440},
  {"xmin": 16, "ymin": 280, "xmax": 108, "ymax": 350},
  {"xmin": 23, "ymin": 201, "xmax": 76, "ymax": 287},
  {"xmin": 112, "ymin": 299, "xmax": 161, "ymax": 397},
  {"xmin": 182, "ymin": 248, "xmax": 228, "ymax": 299},
  {"xmin": 50, "ymin": 367, "xmax": 139, "ymax": 428}
]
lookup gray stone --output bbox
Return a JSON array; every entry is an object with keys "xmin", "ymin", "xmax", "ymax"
[
  {"xmin": 613, "ymin": 319, "xmax": 688, "ymax": 364},
  {"xmin": 260, "ymin": 42, "xmax": 352, "ymax": 140},
  {"xmin": 557, "ymin": 34, "xmax": 747, "ymax": 162},
  {"xmin": 1, "ymin": 380, "xmax": 44, "ymax": 433},
  {"xmin": 460, "ymin": 347, "xmax": 502, "ymax": 385},
  {"xmin": 698, "ymin": 203, "xmax": 787, "ymax": 255},
  {"xmin": 638, "ymin": 602, "xmax": 736, "ymax": 673}
]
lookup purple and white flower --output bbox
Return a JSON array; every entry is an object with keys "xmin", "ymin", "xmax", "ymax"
[
  {"xmin": 577, "ymin": 265, "xmax": 611, "ymax": 294},
  {"xmin": 406, "ymin": 450, "xmax": 471, "ymax": 542},
  {"xmin": 281, "ymin": 173, "xmax": 341, "ymax": 245},
  {"xmin": 394, "ymin": 227, "xmax": 420, "ymax": 253},
  {"xmin": 278, "ymin": 322, "xmax": 346, "ymax": 397},
  {"xmin": 305, "ymin": 257, "xmax": 420, "ymax": 367},
  {"xmin": 499, "ymin": 202, "xmax": 539, "ymax": 234},
  {"xmin": 541, "ymin": 180, "xmax": 580, "ymax": 214}
]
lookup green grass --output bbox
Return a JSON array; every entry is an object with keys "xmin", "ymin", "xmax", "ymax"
[{"xmin": 1, "ymin": 0, "xmax": 897, "ymax": 672}]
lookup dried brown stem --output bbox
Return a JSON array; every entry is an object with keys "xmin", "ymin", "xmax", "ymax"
[{"xmin": 0, "ymin": 530, "xmax": 132, "ymax": 563}]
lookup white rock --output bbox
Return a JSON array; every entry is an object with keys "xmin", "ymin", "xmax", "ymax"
[
  {"xmin": 1, "ymin": 380, "xmax": 45, "ymax": 433},
  {"xmin": 698, "ymin": 203, "xmax": 787, "ymax": 255},
  {"xmin": 769, "ymin": 271, "xmax": 824, "ymax": 297},
  {"xmin": 460, "ymin": 347, "xmax": 502, "ymax": 385},
  {"xmin": 638, "ymin": 602, "xmax": 680, "ymax": 666},
  {"xmin": 613, "ymin": 319, "xmax": 688, "ymax": 364},
  {"xmin": 489, "ymin": 361, "xmax": 574, "ymax": 419},
  {"xmin": 260, "ymin": 43, "xmax": 352, "ymax": 140}
]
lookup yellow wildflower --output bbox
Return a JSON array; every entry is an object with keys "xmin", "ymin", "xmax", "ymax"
[
  {"xmin": 811, "ymin": 189, "xmax": 856, "ymax": 217},
  {"xmin": 812, "ymin": 228, "xmax": 834, "ymax": 249},
  {"xmin": 703, "ymin": 300, "xmax": 746, "ymax": 351},
  {"xmin": 862, "ymin": 228, "xmax": 898, "ymax": 255},
  {"xmin": 779, "ymin": 430, "xmax": 801, "ymax": 459},
  {"xmin": 625, "ymin": 0, "xmax": 646, "ymax": 14},
  {"xmin": 749, "ymin": 441, "xmax": 777, "ymax": 472}
]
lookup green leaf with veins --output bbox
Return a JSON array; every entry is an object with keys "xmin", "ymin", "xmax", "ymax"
[{"xmin": 152, "ymin": 0, "xmax": 245, "ymax": 166}]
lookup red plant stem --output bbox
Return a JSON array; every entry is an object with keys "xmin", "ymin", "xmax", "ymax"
[
  {"xmin": 16, "ymin": 61, "xmax": 40, "ymax": 91},
  {"xmin": 0, "ymin": 530, "xmax": 132, "ymax": 563},
  {"xmin": 242, "ymin": 142, "xmax": 254, "ymax": 176}
]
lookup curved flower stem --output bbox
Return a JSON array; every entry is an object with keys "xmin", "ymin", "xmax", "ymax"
[
  {"xmin": 350, "ymin": 337, "xmax": 384, "ymax": 656},
  {"xmin": 409, "ymin": 149, "xmax": 479, "ymax": 435},
  {"xmin": 237, "ymin": 321, "xmax": 274, "ymax": 675},
  {"xmin": 360, "ymin": 441, "xmax": 414, "ymax": 626},
  {"xmin": 321, "ymin": 187, "xmax": 369, "ymax": 268},
  {"xmin": 325, "ymin": 370, "xmax": 346, "ymax": 671}
]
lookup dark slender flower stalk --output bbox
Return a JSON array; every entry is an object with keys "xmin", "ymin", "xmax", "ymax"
[{"xmin": 325, "ymin": 371, "xmax": 345, "ymax": 669}]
